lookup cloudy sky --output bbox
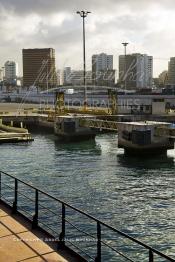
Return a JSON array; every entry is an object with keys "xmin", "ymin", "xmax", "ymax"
[{"xmin": 0, "ymin": 0, "xmax": 175, "ymax": 77}]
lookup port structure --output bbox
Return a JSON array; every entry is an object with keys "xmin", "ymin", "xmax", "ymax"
[
  {"xmin": 54, "ymin": 88, "xmax": 117, "ymax": 115},
  {"xmin": 79, "ymin": 118, "xmax": 175, "ymax": 154},
  {"xmin": 52, "ymin": 87, "xmax": 175, "ymax": 150},
  {"xmin": 80, "ymin": 118, "xmax": 118, "ymax": 131},
  {"xmin": 0, "ymin": 120, "xmax": 33, "ymax": 143},
  {"xmin": 42, "ymin": 86, "xmax": 118, "ymax": 120},
  {"xmin": 80, "ymin": 118, "xmax": 175, "ymax": 138}
]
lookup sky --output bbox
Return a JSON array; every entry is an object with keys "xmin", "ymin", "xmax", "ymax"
[{"xmin": 0, "ymin": 0, "xmax": 175, "ymax": 77}]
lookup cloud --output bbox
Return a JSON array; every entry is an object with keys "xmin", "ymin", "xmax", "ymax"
[
  {"xmin": 0, "ymin": 0, "xmax": 175, "ymax": 76},
  {"xmin": 1, "ymin": 0, "xmax": 175, "ymax": 16}
]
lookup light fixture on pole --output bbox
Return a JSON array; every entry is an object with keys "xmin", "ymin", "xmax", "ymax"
[
  {"xmin": 76, "ymin": 10, "xmax": 91, "ymax": 109},
  {"xmin": 122, "ymin": 42, "xmax": 129, "ymax": 91}
]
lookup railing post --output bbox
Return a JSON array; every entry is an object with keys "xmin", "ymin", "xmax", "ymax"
[
  {"xmin": 32, "ymin": 189, "xmax": 38, "ymax": 229},
  {"xmin": 59, "ymin": 203, "xmax": 65, "ymax": 248},
  {"xmin": 12, "ymin": 178, "xmax": 18, "ymax": 214},
  {"xmin": 149, "ymin": 249, "xmax": 154, "ymax": 262},
  {"xmin": 95, "ymin": 221, "xmax": 101, "ymax": 262}
]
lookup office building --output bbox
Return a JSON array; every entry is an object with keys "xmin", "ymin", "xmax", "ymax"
[
  {"xmin": 92, "ymin": 53, "xmax": 115, "ymax": 86},
  {"xmin": 4, "ymin": 61, "xmax": 18, "ymax": 84},
  {"xmin": 57, "ymin": 70, "xmax": 61, "ymax": 86},
  {"xmin": 63, "ymin": 67, "xmax": 72, "ymax": 85},
  {"xmin": 119, "ymin": 53, "xmax": 153, "ymax": 89},
  {"xmin": 168, "ymin": 57, "xmax": 175, "ymax": 85},
  {"xmin": 68, "ymin": 70, "xmax": 92, "ymax": 86},
  {"xmin": 158, "ymin": 70, "xmax": 168, "ymax": 86},
  {"xmin": 0, "ymin": 68, "xmax": 3, "ymax": 81},
  {"xmin": 23, "ymin": 48, "xmax": 57, "ymax": 89}
]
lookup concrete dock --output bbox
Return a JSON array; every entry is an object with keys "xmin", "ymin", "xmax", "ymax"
[
  {"xmin": 0, "ymin": 122, "xmax": 33, "ymax": 143},
  {"xmin": 0, "ymin": 203, "xmax": 81, "ymax": 262},
  {"xmin": 117, "ymin": 121, "xmax": 175, "ymax": 155}
]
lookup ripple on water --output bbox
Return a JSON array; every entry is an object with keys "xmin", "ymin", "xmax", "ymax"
[{"xmin": 0, "ymin": 133, "xmax": 175, "ymax": 260}]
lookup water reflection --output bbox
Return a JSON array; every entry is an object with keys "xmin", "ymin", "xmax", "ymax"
[
  {"xmin": 54, "ymin": 137, "xmax": 101, "ymax": 154},
  {"xmin": 117, "ymin": 153, "xmax": 175, "ymax": 170}
]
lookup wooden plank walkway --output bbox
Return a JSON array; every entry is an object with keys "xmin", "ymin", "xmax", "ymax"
[{"xmin": 0, "ymin": 203, "xmax": 81, "ymax": 262}]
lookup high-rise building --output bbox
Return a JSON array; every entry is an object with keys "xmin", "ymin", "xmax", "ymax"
[
  {"xmin": 22, "ymin": 48, "xmax": 57, "ymax": 89},
  {"xmin": 0, "ymin": 68, "xmax": 3, "ymax": 81},
  {"xmin": 118, "ymin": 53, "xmax": 153, "ymax": 89},
  {"xmin": 57, "ymin": 70, "xmax": 61, "ymax": 86},
  {"xmin": 158, "ymin": 70, "xmax": 168, "ymax": 86},
  {"xmin": 68, "ymin": 70, "xmax": 92, "ymax": 86},
  {"xmin": 4, "ymin": 61, "xmax": 18, "ymax": 84},
  {"xmin": 168, "ymin": 57, "xmax": 175, "ymax": 85},
  {"xmin": 63, "ymin": 67, "xmax": 71, "ymax": 85},
  {"xmin": 92, "ymin": 53, "xmax": 113, "ymax": 71},
  {"xmin": 92, "ymin": 53, "xmax": 115, "ymax": 86}
]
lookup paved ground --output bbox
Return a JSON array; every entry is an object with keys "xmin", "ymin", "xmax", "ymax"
[
  {"xmin": 0, "ymin": 103, "xmax": 41, "ymax": 112},
  {"xmin": 0, "ymin": 203, "xmax": 80, "ymax": 262}
]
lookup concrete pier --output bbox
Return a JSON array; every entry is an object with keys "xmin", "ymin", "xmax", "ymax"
[
  {"xmin": 118, "ymin": 121, "xmax": 175, "ymax": 155},
  {"xmin": 0, "ymin": 123, "xmax": 33, "ymax": 143},
  {"xmin": 54, "ymin": 115, "xmax": 97, "ymax": 141}
]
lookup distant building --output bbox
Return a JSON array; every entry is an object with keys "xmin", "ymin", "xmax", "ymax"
[
  {"xmin": 162, "ymin": 85, "xmax": 175, "ymax": 95},
  {"xmin": 92, "ymin": 53, "xmax": 115, "ymax": 86},
  {"xmin": 153, "ymin": 78, "xmax": 159, "ymax": 88},
  {"xmin": 0, "ymin": 68, "xmax": 3, "ymax": 81},
  {"xmin": 61, "ymin": 70, "xmax": 92, "ymax": 86},
  {"xmin": 4, "ymin": 61, "xmax": 18, "ymax": 85},
  {"xmin": 93, "ymin": 70, "xmax": 115, "ymax": 87},
  {"xmin": 68, "ymin": 70, "xmax": 92, "ymax": 86},
  {"xmin": 118, "ymin": 53, "xmax": 153, "ymax": 89},
  {"xmin": 158, "ymin": 70, "xmax": 168, "ymax": 86},
  {"xmin": 22, "ymin": 48, "xmax": 57, "ymax": 89},
  {"xmin": 57, "ymin": 70, "xmax": 61, "ymax": 86},
  {"xmin": 63, "ymin": 67, "xmax": 71, "ymax": 85},
  {"xmin": 168, "ymin": 57, "xmax": 175, "ymax": 85},
  {"xmin": 92, "ymin": 53, "xmax": 113, "ymax": 71}
]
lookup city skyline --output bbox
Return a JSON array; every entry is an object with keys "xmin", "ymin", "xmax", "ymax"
[{"xmin": 1, "ymin": 0, "xmax": 175, "ymax": 76}]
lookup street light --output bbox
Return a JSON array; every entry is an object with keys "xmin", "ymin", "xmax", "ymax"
[
  {"xmin": 77, "ymin": 10, "xmax": 91, "ymax": 109},
  {"xmin": 46, "ymin": 59, "xmax": 49, "ymax": 94},
  {"xmin": 1, "ymin": 67, "xmax": 5, "ymax": 91},
  {"xmin": 122, "ymin": 42, "xmax": 129, "ymax": 91}
]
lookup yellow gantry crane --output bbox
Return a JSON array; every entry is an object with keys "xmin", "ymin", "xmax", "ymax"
[{"xmin": 54, "ymin": 87, "xmax": 118, "ymax": 116}]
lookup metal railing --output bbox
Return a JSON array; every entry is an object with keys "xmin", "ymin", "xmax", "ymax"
[
  {"xmin": 0, "ymin": 170, "xmax": 174, "ymax": 262},
  {"xmin": 80, "ymin": 118, "xmax": 118, "ymax": 131}
]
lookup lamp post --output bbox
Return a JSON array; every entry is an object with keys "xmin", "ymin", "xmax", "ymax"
[
  {"xmin": 2, "ymin": 67, "xmax": 5, "ymax": 91},
  {"xmin": 46, "ymin": 59, "xmax": 49, "ymax": 94},
  {"xmin": 122, "ymin": 42, "xmax": 129, "ymax": 91},
  {"xmin": 77, "ymin": 10, "xmax": 91, "ymax": 109}
]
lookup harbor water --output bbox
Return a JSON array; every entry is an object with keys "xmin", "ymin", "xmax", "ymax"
[{"xmin": 0, "ymin": 132, "xmax": 175, "ymax": 261}]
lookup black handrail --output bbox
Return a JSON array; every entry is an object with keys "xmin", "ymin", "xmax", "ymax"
[{"xmin": 0, "ymin": 170, "xmax": 174, "ymax": 262}]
